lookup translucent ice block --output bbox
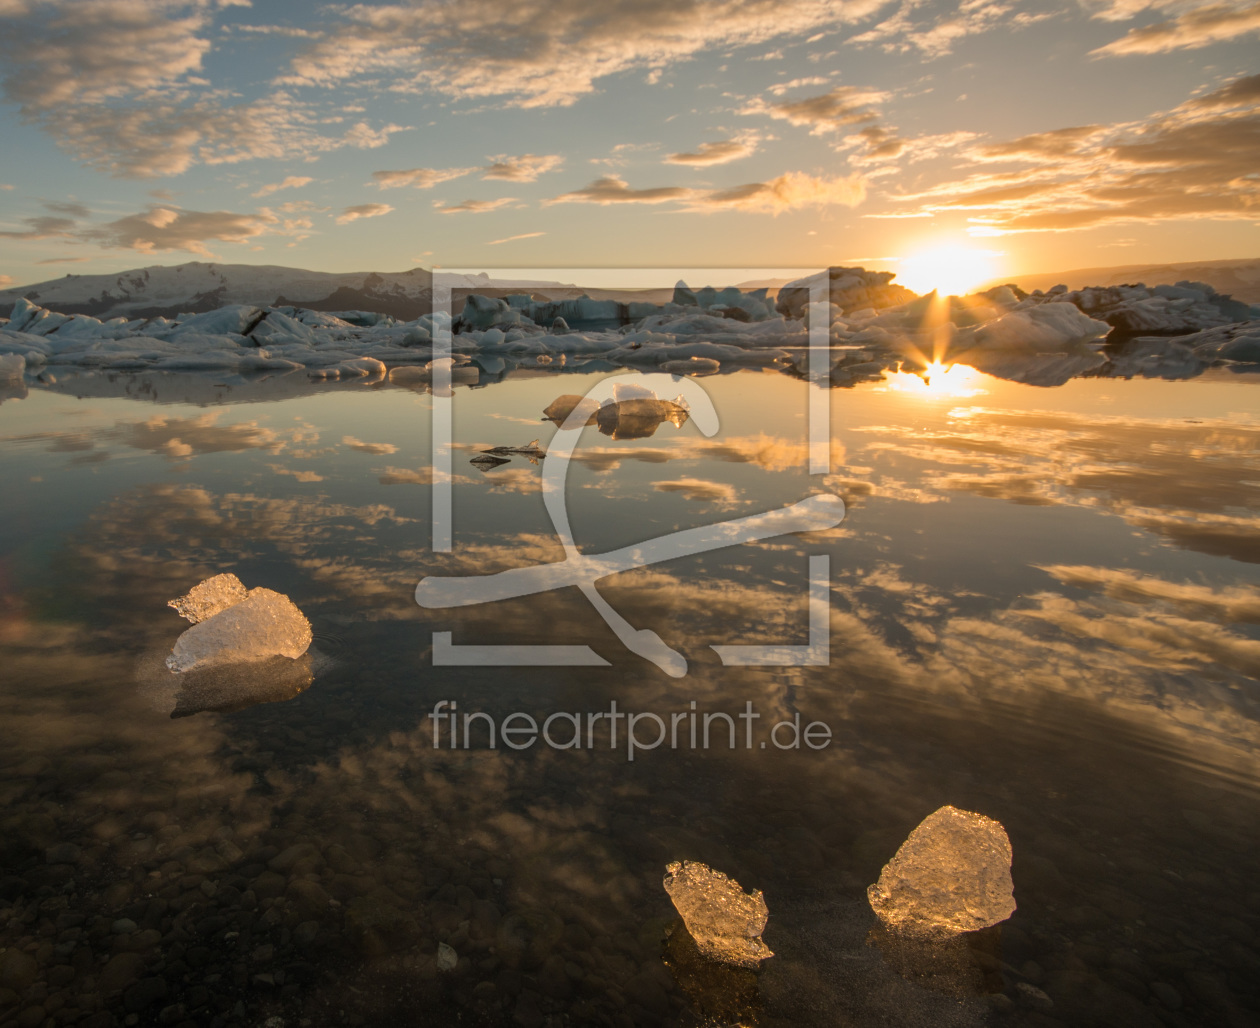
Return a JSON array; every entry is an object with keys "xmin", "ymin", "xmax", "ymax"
[
  {"xmin": 168, "ymin": 573, "xmax": 248, "ymax": 624},
  {"xmin": 867, "ymin": 805, "xmax": 1015, "ymax": 936},
  {"xmin": 167, "ymin": 587, "xmax": 312, "ymax": 673},
  {"xmin": 663, "ymin": 860, "xmax": 773, "ymax": 969}
]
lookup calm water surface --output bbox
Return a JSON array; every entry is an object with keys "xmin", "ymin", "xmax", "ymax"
[{"xmin": 1, "ymin": 365, "xmax": 1258, "ymax": 1027}]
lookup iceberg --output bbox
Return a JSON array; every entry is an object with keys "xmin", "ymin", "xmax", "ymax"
[
  {"xmin": 166, "ymin": 585, "xmax": 312, "ymax": 673},
  {"xmin": 867, "ymin": 806, "xmax": 1015, "ymax": 937},
  {"xmin": 663, "ymin": 861, "xmax": 773, "ymax": 969},
  {"xmin": 0, "ymin": 353, "xmax": 24, "ymax": 381}
]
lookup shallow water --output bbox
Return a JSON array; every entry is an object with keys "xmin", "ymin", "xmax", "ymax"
[{"xmin": 1, "ymin": 365, "xmax": 1258, "ymax": 1027}]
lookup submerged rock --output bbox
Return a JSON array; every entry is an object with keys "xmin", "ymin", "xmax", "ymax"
[
  {"xmin": 167, "ymin": 587, "xmax": 312, "ymax": 673},
  {"xmin": 663, "ymin": 860, "xmax": 773, "ymax": 969},
  {"xmin": 867, "ymin": 805, "xmax": 1015, "ymax": 936},
  {"xmin": 168, "ymin": 572, "xmax": 249, "ymax": 624}
]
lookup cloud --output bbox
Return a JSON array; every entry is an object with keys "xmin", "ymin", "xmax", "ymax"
[
  {"xmin": 846, "ymin": 0, "xmax": 1028, "ymax": 57},
  {"xmin": 488, "ymin": 231, "xmax": 545, "ymax": 245},
  {"xmin": 666, "ymin": 135, "xmax": 760, "ymax": 166},
  {"xmin": 342, "ymin": 121, "xmax": 410, "ymax": 148},
  {"xmin": 0, "ymin": 215, "xmax": 76, "ymax": 240},
  {"xmin": 482, "ymin": 154, "xmax": 564, "ymax": 181},
  {"xmin": 278, "ymin": 0, "xmax": 888, "ymax": 108},
  {"xmin": 35, "ymin": 256, "xmax": 92, "ymax": 264},
  {"xmin": 1037, "ymin": 565, "xmax": 1260, "ymax": 624},
  {"xmin": 547, "ymin": 175, "xmax": 693, "ymax": 205},
  {"xmin": 0, "ymin": 275, "xmax": 12, "ymax": 287},
  {"xmin": 372, "ymin": 166, "xmax": 476, "ymax": 190},
  {"xmin": 0, "ymin": 1, "xmax": 415, "ymax": 176},
  {"xmin": 689, "ymin": 171, "xmax": 866, "ymax": 212},
  {"xmin": 334, "ymin": 203, "xmax": 394, "ymax": 225},
  {"xmin": 888, "ymin": 79, "xmax": 1260, "ymax": 233},
  {"xmin": 342, "ymin": 435, "xmax": 398, "ymax": 455},
  {"xmin": 80, "ymin": 206, "xmax": 276, "ymax": 254},
  {"xmin": 1093, "ymin": 1, "xmax": 1260, "ymax": 55},
  {"xmin": 251, "ymin": 175, "xmax": 313, "ymax": 198},
  {"xmin": 547, "ymin": 171, "xmax": 865, "ymax": 212},
  {"xmin": 652, "ymin": 477, "xmax": 739, "ymax": 503},
  {"xmin": 435, "ymin": 197, "xmax": 517, "ymax": 215},
  {"xmin": 44, "ymin": 200, "xmax": 90, "ymax": 218},
  {"xmin": 267, "ymin": 464, "xmax": 324, "ymax": 483},
  {"xmin": 1187, "ymin": 71, "xmax": 1260, "ymax": 108},
  {"xmin": 742, "ymin": 85, "xmax": 885, "ymax": 134}
]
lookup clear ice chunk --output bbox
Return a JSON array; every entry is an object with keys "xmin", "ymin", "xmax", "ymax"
[
  {"xmin": 168, "ymin": 573, "xmax": 249, "ymax": 624},
  {"xmin": 867, "ymin": 805, "xmax": 1016, "ymax": 936},
  {"xmin": 663, "ymin": 860, "xmax": 773, "ymax": 969},
  {"xmin": 166, "ymin": 587, "xmax": 312, "ymax": 673}
]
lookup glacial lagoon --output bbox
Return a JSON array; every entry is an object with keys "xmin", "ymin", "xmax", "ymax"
[{"xmin": 1, "ymin": 360, "xmax": 1258, "ymax": 1027}]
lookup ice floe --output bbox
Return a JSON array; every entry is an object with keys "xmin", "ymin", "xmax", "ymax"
[{"xmin": 3, "ymin": 266, "xmax": 1256, "ymax": 396}]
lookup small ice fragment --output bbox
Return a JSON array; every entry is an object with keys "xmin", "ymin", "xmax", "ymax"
[
  {"xmin": 0, "ymin": 354, "xmax": 25, "ymax": 381},
  {"xmin": 167, "ymin": 587, "xmax": 312, "ymax": 673},
  {"xmin": 436, "ymin": 942, "xmax": 458, "ymax": 971},
  {"xmin": 542, "ymin": 394, "xmax": 600, "ymax": 426},
  {"xmin": 168, "ymin": 573, "xmax": 249, "ymax": 624},
  {"xmin": 660, "ymin": 356, "xmax": 720, "ymax": 375},
  {"xmin": 867, "ymin": 805, "xmax": 1015, "ymax": 936},
  {"xmin": 663, "ymin": 860, "xmax": 773, "ymax": 969}
]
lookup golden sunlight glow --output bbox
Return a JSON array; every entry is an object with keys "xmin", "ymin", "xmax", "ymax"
[
  {"xmin": 896, "ymin": 245, "xmax": 1002, "ymax": 297},
  {"xmin": 884, "ymin": 361, "xmax": 986, "ymax": 399}
]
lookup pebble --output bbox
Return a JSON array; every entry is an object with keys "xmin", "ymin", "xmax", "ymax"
[{"xmin": 437, "ymin": 943, "xmax": 458, "ymax": 972}]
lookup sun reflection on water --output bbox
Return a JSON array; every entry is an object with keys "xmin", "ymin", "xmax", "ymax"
[{"xmin": 884, "ymin": 361, "xmax": 986, "ymax": 399}]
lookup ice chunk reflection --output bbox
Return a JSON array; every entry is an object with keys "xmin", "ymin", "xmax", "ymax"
[{"xmin": 139, "ymin": 651, "xmax": 315, "ymax": 718}]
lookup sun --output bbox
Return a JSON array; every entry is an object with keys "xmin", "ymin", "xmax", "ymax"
[{"xmin": 896, "ymin": 245, "xmax": 1002, "ymax": 297}]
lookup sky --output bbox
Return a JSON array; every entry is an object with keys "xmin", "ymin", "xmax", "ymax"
[{"xmin": 0, "ymin": 0, "xmax": 1256, "ymax": 291}]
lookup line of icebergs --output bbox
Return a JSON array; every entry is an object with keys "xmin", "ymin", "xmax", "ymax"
[{"xmin": 2, "ymin": 267, "xmax": 1257, "ymax": 390}]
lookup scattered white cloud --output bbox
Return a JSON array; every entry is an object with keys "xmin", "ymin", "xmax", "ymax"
[
  {"xmin": 0, "ymin": 215, "xmax": 76, "ymax": 240},
  {"xmin": 335, "ymin": 203, "xmax": 394, "ymax": 225},
  {"xmin": 1092, "ymin": 1, "xmax": 1260, "ymax": 55},
  {"xmin": 251, "ymin": 175, "xmax": 313, "ymax": 198},
  {"xmin": 343, "ymin": 435, "xmax": 398, "ymax": 455},
  {"xmin": 80, "ymin": 205, "xmax": 277, "ymax": 254},
  {"xmin": 685, "ymin": 170, "xmax": 866, "ymax": 212},
  {"xmin": 742, "ymin": 85, "xmax": 887, "ymax": 134},
  {"xmin": 278, "ymin": 0, "xmax": 889, "ymax": 107},
  {"xmin": 0, "ymin": 1, "xmax": 418, "ymax": 176},
  {"xmin": 888, "ymin": 76, "xmax": 1260, "ymax": 233},
  {"xmin": 372, "ymin": 166, "xmax": 476, "ymax": 189},
  {"xmin": 434, "ymin": 198, "xmax": 518, "ymax": 214},
  {"xmin": 665, "ymin": 133, "xmax": 759, "ymax": 166},
  {"xmin": 547, "ymin": 171, "xmax": 865, "ymax": 213},
  {"xmin": 0, "ymin": 274, "xmax": 13, "ymax": 287},
  {"xmin": 482, "ymin": 153, "xmax": 564, "ymax": 181},
  {"xmin": 847, "ymin": 0, "xmax": 1024, "ymax": 57},
  {"xmin": 546, "ymin": 175, "xmax": 693, "ymax": 205},
  {"xmin": 488, "ymin": 231, "xmax": 545, "ymax": 245}
]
